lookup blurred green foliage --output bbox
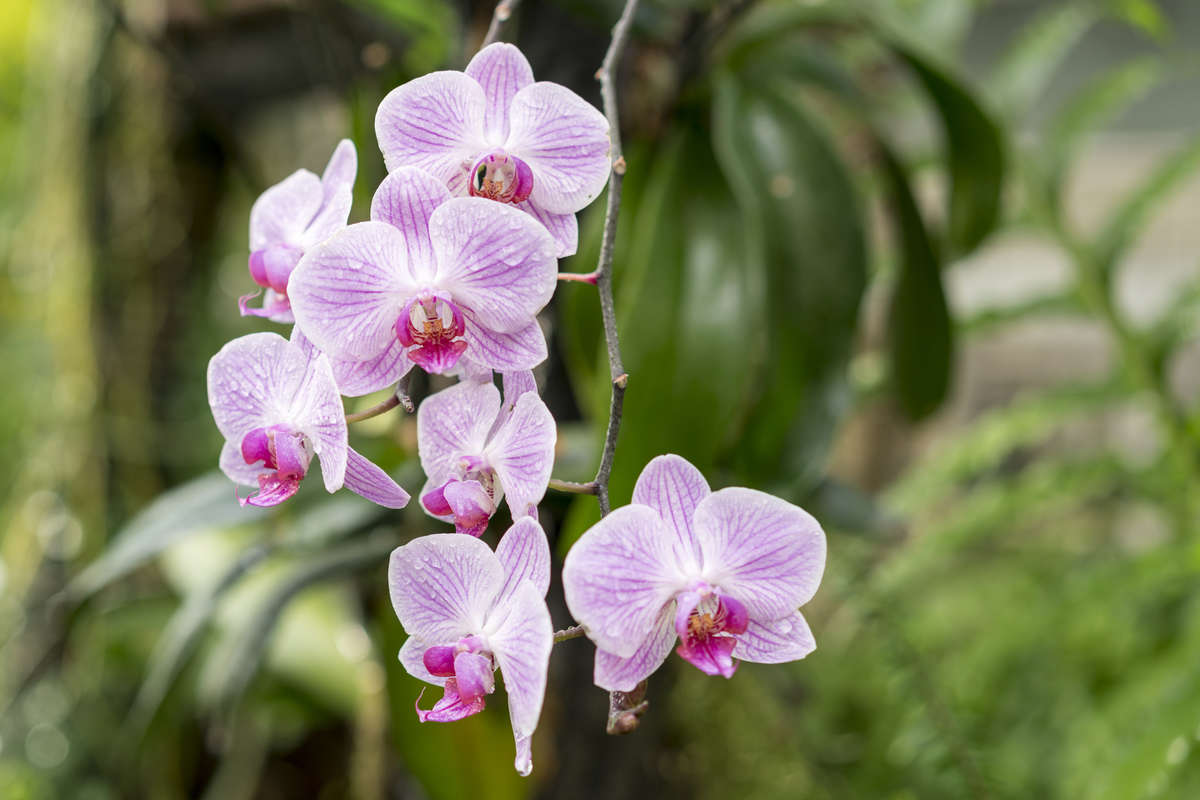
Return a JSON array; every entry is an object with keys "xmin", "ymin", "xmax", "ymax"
[{"xmin": 3, "ymin": 0, "xmax": 1200, "ymax": 798}]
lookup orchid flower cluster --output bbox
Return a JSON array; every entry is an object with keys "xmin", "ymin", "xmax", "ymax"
[{"xmin": 206, "ymin": 43, "xmax": 827, "ymax": 777}]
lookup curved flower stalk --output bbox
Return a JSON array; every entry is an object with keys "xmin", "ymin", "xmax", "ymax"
[
  {"xmin": 241, "ymin": 139, "xmax": 357, "ymax": 322},
  {"xmin": 562, "ymin": 455, "xmax": 826, "ymax": 691},
  {"xmin": 417, "ymin": 371, "xmax": 554, "ymax": 536},
  {"xmin": 287, "ymin": 167, "xmax": 558, "ymax": 394},
  {"xmin": 207, "ymin": 331, "xmax": 410, "ymax": 509},
  {"xmin": 389, "ymin": 520, "xmax": 553, "ymax": 775},
  {"xmin": 375, "ymin": 42, "xmax": 610, "ymax": 257}
]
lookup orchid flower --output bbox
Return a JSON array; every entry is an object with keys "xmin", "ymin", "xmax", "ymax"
[
  {"xmin": 207, "ymin": 331, "xmax": 410, "ymax": 509},
  {"xmin": 417, "ymin": 371, "xmax": 554, "ymax": 536},
  {"xmin": 562, "ymin": 455, "xmax": 826, "ymax": 691},
  {"xmin": 241, "ymin": 139, "xmax": 356, "ymax": 323},
  {"xmin": 389, "ymin": 519, "xmax": 553, "ymax": 775},
  {"xmin": 287, "ymin": 167, "xmax": 557, "ymax": 395},
  {"xmin": 375, "ymin": 42, "xmax": 610, "ymax": 257}
]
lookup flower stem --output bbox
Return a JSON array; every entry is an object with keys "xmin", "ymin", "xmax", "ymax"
[
  {"xmin": 547, "ymin": 478, "xmax": 597, "ymax": 494},
  {"xmin": 557, "ymin": 271, "xmax": 598, "ymax": 284},
  {"xmin": 480, "ymin": 0, "xmax": 519, "ymax": 49},
  {"xmin": 591, "ymin": 0, "xmax": 639, "ymax": 518},
  {"xmin": 345, "ymin": 381, "xmax": 413, "ymax": 423},
  {"xmin": 553, "ymin": 625, "xmax": 586, "ymax": 643}
]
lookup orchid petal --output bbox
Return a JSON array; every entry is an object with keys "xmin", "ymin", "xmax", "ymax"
[
  {"xmin": 465, "ymin": 43, "xmax": 534, "ymax": 144},
  {"xmin": 734, "ymin": 611, "xmax": 816, "ymax": 664},
  {"xmin": 495, "ymin": 517, "xmax": 551, "ymax": 606},
  {"xmin": 289, "ymin": 221, "xmax": 420, "ymax": 361},
  {"xmin": 516, "ymin": 199, "xmax": 578, "ymax": 258},
  {"xmin": 398, "ymin": 636, "xmax": 445, "ymax": 686},
  {"xmin": 329, "ymin": 339, "xmax": 413, "ymax": 397},
  {"xmin": 429, "ymin": 198, "xmax": 557, "ymax": 334},
  {"xmin": 489, "ymin": 581, "xmax": 552, "ymax": 777},
  {"xmin": 694, "ymin": 488, "xmax": 826, "ymax": 620},
  {"xmin": 562, "ymin": 505, "xmax": 690, "ymax": 658},
  {"xmin": 321, "ymin": 139, "xmax": 357, "ymax": 201},
  {"xmin": 343, "ymin": 447, "xmax": 410, "ymax": 509},
  {"xmin": 632, "ymin": 454, "xmax": 709, "ymax": 573},
  {"xmin": 288, "ymin": 348, "xmax": 348, "ymax": 492},
  {"xmin": 375, "ymin": 71, "xmax": 487, "ymax": 184},
  {"xmin": 505, "ymin": 82, "xmax": 610, "ymax": 214},
  {"xmin": 416, "ymin": 379, "xmax": 500, "ymax": 484},
  {"xmin": 303, "ymin": 140, "xmax": 357, "ymax": 246},
  {"xmin": 460, "ymin": 315, "xmax": 547, "ymax": 374},
  {"xmin": 218, "ymin": 440, "xmax": 262, "ymax": 487},
  {"xmin": 486, "ymin": 392, "xmax": 555, "ymax": 520},
  {"xmin": 249, "ymin": 169, "xmax": 323, "ymax": 250},
  {"xmin": 388, "ymin": 533, "xmax": 503, "ymax": 642},
  {"xmin": 370, "ymin": 167, "xmax": 451, "ymax": 281},
  {"xmin": 490, "ymin": 369, "xmax": 537, "ymax": 437},
  {"xmin": 593, "ymin": 605, "xmax": 677, "ymax": 692},
  {"xmin": 207, "ymin": 332, "xmax": 283, "ymax": 441}
]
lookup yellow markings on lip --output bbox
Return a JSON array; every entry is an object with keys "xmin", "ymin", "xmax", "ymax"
[{"xmin": 687, "ymin": 612, "xmax": 720, "ymax": 639}]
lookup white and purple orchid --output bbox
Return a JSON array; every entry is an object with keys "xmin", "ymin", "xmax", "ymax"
[
  {"xmin": 242, "ymin": 139, "xmax": 357, "ymax": 323},
  {"xmin": 375, "ymin": 42, "xmax": 610, "ymax": 257},
  {"xmin": 389, "ymin": 520, "xmax": 553, "ymax": 776},
  {"xmin": 286, "ymin": 167, "xmax": 558, "ymax": 393},
  {"xmin": 562, "ymin": 455, "xmax": 826, "ymax": 691},
  {"xmin": 207, "ymin": 331, "xmax": 410, "ymax": 509},
  {"xmin": 417, "ymin": 371, "xmax": 554, "ymax": 536}
]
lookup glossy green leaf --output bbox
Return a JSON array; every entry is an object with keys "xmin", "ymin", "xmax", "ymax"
[
  {"xmin": 879, "ymin": 143, "xmax": 953, "ymax": 419},
  {"xmin": 207, "ymin": 533, "xmax": 397, "ymax": 722},
  {"xmin": 65, "ymin": 471, "xmax": 268, "ymax": 602},
  {"xmin": 602, "ymin": 122, "xmax": 763, "ymax": 504},
  {"xmin": 130, "ymin": 544, "xmax": 273, "ymax": 737},
  {"xmin": 712, "ymin": 75, "xmax": 867, "ymax": 493},
  {"xmin": 886, "ymin": 39, "xmax": 1006, "ymax": 256}
]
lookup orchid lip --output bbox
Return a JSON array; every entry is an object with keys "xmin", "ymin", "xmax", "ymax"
[
  {"xmin": 238, "ymin": 424, "xmax": 314, "ymax": 506},
  {"xmin": 672, "ymin": 588, "xmax": 747, "ymax": 678},
  {"xmin": 248, "ymin": 245, "xmax": 301, "ymax": 294},
  {"xmin": 397, "ymin": 294, "xmax": 468, "ymax": 374},
  {"xmin": 468, "ymin": 151, "xmax": 533, "ymax": 204}
]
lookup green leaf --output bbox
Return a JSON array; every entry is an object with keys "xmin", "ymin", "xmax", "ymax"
[
  {"xmin": 989, "ymin": 4, "xmax": 1097, "ymax": 119},
  {"xmin": 207, "ymin": 533, "xmax": 397, "ymax": 723},
  {"xmin": 66, "ymin": 471, "xmax": 268, "ymax": 602},
  {"xmin": 1094, "ymin": 132, "xmax": 1200, "ymax": 274},
  {"xmin": 130, "ymin": 544, "xmax": 273, "ymax": 737},
  {"xmin": 601, "ymin": 122, "xmax": 764, "ymax": 504},
  {"xmin": 885, "ymin": 38, "xmax": 1007, "ymax": 256},
  {"xmin": 1110, "ymin": 0, "xmax": 1168, "ymax": 41},
  {"xmin": 712, "ymin": 75, "xmax": 868, "ymax": 493},
  {"xmin": 1042, "ymin": 57, "xmax": 1163, "ymax": 211},
  {"xmin": 879, "ymin": 142, "xmax": 953, "ymax": 419}
]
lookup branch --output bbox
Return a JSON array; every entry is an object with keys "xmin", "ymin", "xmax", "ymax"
[
  {"xmin": 548, "ymin": 478, "xmax": 597, "ymax": 494},
  {"xmin": 480, "ymin": 0, "xmax": 520, "ymax": 49},
  {"xmin": 345, "ymin": 380, "xmax": 413, "ymax": 423},
  {"xmin": 553, "ymin": 624, "xmax": 586, "ymax": 643},
  {"xmin": 591, "ymin": 0, "xmax": 639, "ymax": 517}
]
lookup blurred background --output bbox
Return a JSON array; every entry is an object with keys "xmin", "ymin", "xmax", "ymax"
[{"xmin": 3, "ymin": 0, "xmax": 1200, "ymax": 797}]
